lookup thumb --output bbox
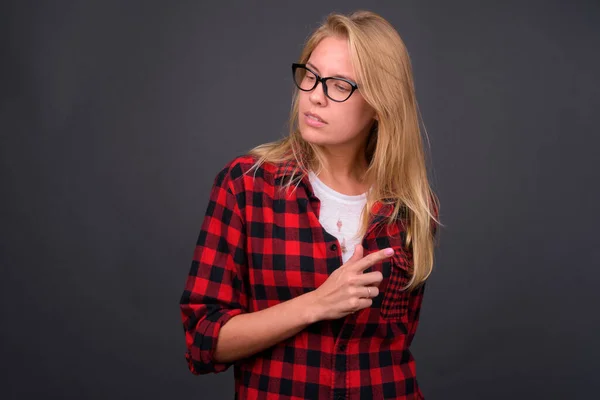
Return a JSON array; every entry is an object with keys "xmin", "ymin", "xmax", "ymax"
[{"xmin": 350, "ymin": 244, "xmax": 363, "ymax": 260}]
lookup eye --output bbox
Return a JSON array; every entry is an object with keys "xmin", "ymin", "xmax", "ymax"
[{"xmin": 334, "ymin": 81, "xmax": 351, "ymax": 92}]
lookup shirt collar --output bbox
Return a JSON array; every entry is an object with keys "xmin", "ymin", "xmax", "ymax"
[{"xmin": 272, "ymin": 158, "xmax": 394, "ymax": 218}]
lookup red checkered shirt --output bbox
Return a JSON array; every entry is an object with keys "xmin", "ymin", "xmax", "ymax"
[{"xmin": 180, "ymin": 154, "xmax": 432, "ymax": 399}]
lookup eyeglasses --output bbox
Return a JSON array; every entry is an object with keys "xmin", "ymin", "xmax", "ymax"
[{"xmin": 291, "ymin": 63, "xmax": 359, "ymax": 102}]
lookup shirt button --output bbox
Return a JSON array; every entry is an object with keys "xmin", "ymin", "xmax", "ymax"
[
  {"xmin": 338, "ymin": 344, "xmax": 346, "ymax": 352},
  {"xmin": 330, "ymin": 243, "xmax": 338, "ymax": 251}
]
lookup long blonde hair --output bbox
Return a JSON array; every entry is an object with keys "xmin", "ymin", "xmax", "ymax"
[{"xmin": 245, "ymin": 10, "xmax": 441, "ymax": 291}]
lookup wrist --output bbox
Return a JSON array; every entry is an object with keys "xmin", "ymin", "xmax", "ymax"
[{"xmin": 300, "ymin": 290, "xmax": 322, "ymax": 325}]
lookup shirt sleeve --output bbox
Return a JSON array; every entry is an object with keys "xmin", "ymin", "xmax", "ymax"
[
  {"xmin": 406, "ymin": 281, "xmax": 426, "ymax": 347},
  {"xmin": 179, "ymin": 164, "xmax": 248, "ymax": 375}
]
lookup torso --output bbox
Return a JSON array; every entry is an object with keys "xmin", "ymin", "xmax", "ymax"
[{"xmin": 308, "ymin": 170, "xmax": 371, "ymax": 263}]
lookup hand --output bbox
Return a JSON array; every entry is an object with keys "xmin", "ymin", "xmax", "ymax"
[{"xmin": 309, "ymin": 244, "xmax": 393, "ymax": 321}]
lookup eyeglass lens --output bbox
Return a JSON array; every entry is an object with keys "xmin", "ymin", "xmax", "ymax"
[{"xmin": 293, "ymin": 66, "xmax": 353, "ymax": 102}]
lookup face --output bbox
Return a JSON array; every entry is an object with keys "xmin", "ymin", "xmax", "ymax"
[{"xmin": 297, "ymin": 36, "xmax": 377, "ymax": 149}]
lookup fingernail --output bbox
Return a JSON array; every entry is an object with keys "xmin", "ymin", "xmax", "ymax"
[{"xmin": 384, "ymin": 248, "xmax": 394, "ymax": 255}]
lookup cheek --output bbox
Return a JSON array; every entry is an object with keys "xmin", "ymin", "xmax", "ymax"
[
  {"xmin": 298, "ymin": 93, "xmax": 311, "ymax": 109},
  {"xmin": 298, "ymin": 95, "xmax": 374, "ymax": 135},
  {"xmin": 339, "ymin": 103, "xmax": 374, "ymax": 132}
]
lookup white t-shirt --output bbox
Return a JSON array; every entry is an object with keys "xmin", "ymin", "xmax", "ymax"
[{"xmin": 308, "ymin": 170, "xmax": 371, "ymax": 264}]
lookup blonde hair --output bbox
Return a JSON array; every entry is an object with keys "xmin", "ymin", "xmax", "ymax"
[{"xmin": 245, "ymin": 10, "xmax": 441, "ymax": 291}]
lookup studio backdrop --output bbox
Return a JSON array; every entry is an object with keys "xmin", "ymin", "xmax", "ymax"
[{"xmin": 1, "ymin": 1, "xmax": 598, "ymax": 399}]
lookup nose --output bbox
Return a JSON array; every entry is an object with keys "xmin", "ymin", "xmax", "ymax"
[{"xmin": 308, "ymin": 81, "xmax": 328, "ymax": 106}]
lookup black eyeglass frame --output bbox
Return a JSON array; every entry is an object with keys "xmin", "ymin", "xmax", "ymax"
[{"xmin": 291, "ymin": 63, "xmax": 359, "ymax": 102}]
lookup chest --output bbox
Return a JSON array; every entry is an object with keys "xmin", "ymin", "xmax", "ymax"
[{"xmin": 243, "ymin": 192, "xmax": 409, "ymax": 306}]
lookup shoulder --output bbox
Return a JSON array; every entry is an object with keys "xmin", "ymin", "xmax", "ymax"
[{"xmin": 213, "ymin": 153, "xmax": 286, "ymax": 192}]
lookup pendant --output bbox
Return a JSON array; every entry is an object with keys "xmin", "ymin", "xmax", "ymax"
[{"xmin": 341, "ymin": 237, "xmax": 347, "ymax": 253}]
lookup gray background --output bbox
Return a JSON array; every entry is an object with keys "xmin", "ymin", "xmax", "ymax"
[{"xmin": 1, "ymin": 1, "xmax": 599, "ymax": 399}]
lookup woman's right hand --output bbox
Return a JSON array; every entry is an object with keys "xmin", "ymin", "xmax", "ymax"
[{"xmin": 309, "ymin": 244, "xmax": 393, "ymax": 321}]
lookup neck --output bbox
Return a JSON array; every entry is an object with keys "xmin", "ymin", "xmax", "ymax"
[
  {"xmin": 320, "ymin": 151, "xmax": 367, "ymax": 181},
  {"xmin": 311, "ymin": 143, "xmax": 372, "ymax": 196}
]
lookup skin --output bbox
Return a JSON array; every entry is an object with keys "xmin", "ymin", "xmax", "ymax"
[
  {"xmin": 214, "ymin": 245, "xmax": 391, "ymax": 363},
  {"xmin": 298, "ymin": 35, "xmax": 377, "ymax": 196},
  {"xmin": 211, "ymin": 37, "xmax": 389, "ymax": 364}
]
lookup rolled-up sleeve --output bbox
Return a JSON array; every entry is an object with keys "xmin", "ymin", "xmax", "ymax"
[{"xmin": 179, "ymin": 165, "xmax": 248, "ymax": 375}]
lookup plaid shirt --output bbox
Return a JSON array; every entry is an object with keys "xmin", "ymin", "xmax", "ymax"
[{"xmin": 180, "ymin": 155, "xmax": 432, "ymax": 399}]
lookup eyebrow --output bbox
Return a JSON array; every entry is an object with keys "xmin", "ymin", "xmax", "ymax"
[{"xmin": 306, "ymin": 61, "xmax": 356, "ymax": 82}]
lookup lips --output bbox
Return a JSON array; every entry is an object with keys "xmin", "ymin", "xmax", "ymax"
[{"xmin": 304, "ymin": 112, "xmax": 327, "ymax": 123}]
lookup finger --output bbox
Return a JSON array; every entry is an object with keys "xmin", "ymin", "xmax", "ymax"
[
  {"xmin": 353, "ymin": 298, "xmax": 373, "ymax": 312},
  {"xmin": 355, "ymin": 271, "xmax": 384, "ymax": 287},
  {"xmin": 362, "ymin": 285, "xmax": 379, "ymax": 298},
  {"xmin": 352, "ymin": 247, "xmax": 395, "ymax": 273},
  {"xmin": 343, "ymin": 244, "xmax": 363, "ymax": 267},
  {"xmin": 353, "ymin": 286, "xmax": 374, "ymax": 299}
]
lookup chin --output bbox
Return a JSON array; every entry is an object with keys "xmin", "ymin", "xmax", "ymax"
[{"xmin": 299, "ymin": 125, "xmax": 328, "ymax": 145}]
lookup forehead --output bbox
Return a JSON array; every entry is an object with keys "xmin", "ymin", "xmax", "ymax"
[{"xmin": 307, "ymin": 36, "xmax": 355, "ymax": 79}]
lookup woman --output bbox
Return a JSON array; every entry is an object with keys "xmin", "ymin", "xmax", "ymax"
[{"xmin": 180, "ymin": 10, "xmax": 440, "ymax": 400}]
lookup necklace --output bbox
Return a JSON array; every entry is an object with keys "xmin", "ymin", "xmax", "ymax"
[
  {"xmin": 335, "ymin": 207, "xmax": 353, "ymax": 254},
  {"xmin": 309, "ymin": 169, "xmax": 369, "ymax": 254},
  {"xmin": 336, "ymin": 216, "xmax": 347, "ymax": 253},
  {"xmin": 333, "ymin": 192, "xmax": 371, "ymax": 254}
]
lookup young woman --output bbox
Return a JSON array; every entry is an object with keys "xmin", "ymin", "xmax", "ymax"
[{"xmin": 180, "ymin": 10, "xmax": 440, "ymax": 400}]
